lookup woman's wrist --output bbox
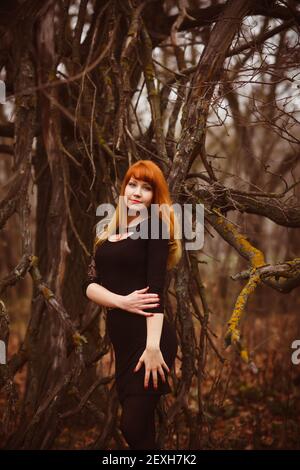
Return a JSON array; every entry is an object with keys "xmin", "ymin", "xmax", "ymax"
[
  {"xmin": 146, "ymin": 343, "xmax": 160, "ymax": 351},
  {"xmin": 113, "ymin": 294, "xmax": 124, "ymax": 309}
]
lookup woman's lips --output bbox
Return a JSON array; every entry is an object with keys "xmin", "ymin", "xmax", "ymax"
[{"xmin": 130, "ymin": 199, "xmax": 142, "ymax": 204}]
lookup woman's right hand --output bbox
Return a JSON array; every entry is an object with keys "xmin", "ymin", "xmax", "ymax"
[{"xmin": 119, "ymin": 287, "xmax": 160, "ymax": 316}]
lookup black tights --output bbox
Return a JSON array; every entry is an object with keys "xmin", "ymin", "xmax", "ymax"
[{"xmin": 120, "ymin": 394, "xmax": 161, "ymax": 450}]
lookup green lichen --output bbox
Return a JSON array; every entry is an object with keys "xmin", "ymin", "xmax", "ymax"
[{"xmin": 213, "ymin": 209, "xmax": 265, "ymax": 364}]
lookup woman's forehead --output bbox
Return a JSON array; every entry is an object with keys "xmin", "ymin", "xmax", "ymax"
[{"xmin": 129, "ymin": 176, "xmax": 151, "ymax": 184}]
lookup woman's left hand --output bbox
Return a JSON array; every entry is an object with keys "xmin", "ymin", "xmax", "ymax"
[{"xmin": 133, "ymin": 347, "xmax": 170, "ymax": 389}]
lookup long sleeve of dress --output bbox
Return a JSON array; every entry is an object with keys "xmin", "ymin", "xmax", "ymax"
[
  {"xmin": 146, "ymin": 217, "xmax": 169, "ymax": 314},
  {"xmin": 82, "ymin": 255, "xmax": 101, "ymax": 299}
]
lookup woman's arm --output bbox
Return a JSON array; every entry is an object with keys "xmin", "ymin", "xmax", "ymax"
[
  {"xmin": 82, "ymin": 255, "xmax": 123, "ymax": 308},
  {"xmin": 83, "ymin": 256, "xmax": 158, "ymax": 315},
  {"xmin": 86, "ymin": 283, "xmax": 124, "ymax": 309},
  {"xmin": 145, "ymin": 217, "xmax": 169, "ymax": 348},
  {"xmin": 146, "ymin": 313, "xmax": 164, "ymax": 350},
  {"xmin": 133, "ymin": 217, "xmax": 172, "ymax": 387}
]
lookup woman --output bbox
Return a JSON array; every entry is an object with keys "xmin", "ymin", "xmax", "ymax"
[{"xmin": 82, "ymin": 160, "xmax": 182, "ymax": 450}]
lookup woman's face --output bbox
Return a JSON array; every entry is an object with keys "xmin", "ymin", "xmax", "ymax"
[{"xmin": 124, "ymin": 177, "xmax": 154, "ymax": 214}]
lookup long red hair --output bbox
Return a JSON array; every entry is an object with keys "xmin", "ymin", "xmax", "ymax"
[{"xmin": 94, "ymin": 160, "xmax": 182, "ymax": 270}]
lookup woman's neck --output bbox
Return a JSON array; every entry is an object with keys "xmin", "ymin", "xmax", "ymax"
[{"xmin": 126, "ymin": 211, "xmax": 150, "ymax": 227}]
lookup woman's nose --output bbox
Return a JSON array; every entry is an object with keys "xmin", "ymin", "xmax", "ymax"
[{"xmin": 133, "ymin": 188, "xmax": 141, "ymax": 197}]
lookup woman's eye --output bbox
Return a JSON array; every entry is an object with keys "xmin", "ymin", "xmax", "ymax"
[{"xmin": 129, "ymin": 182, "xmax": 151, "ymax": 191}]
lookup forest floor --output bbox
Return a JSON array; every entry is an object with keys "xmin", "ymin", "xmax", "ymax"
[{"xmin": 1, "ymin": 306, "xmax": 300, "ymax": 450}]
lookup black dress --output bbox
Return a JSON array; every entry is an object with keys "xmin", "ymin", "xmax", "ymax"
[{"xmin": 82, "ymin": 216, "xmax": 178, "ymax": 405}]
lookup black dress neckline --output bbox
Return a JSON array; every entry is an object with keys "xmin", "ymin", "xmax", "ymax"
[{"xmin": 107, "ymin": 216, "xmax": 150, "ymax": 243}]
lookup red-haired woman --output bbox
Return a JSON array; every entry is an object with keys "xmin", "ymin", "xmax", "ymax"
[{"xmin": 82, "ymin": 160, "xmax": 182, "ymax": 450}]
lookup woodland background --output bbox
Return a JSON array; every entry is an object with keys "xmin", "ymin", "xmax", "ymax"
[{"xmin": 0, "ymin": 0, "xmax": 300, "ymax": 450}]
